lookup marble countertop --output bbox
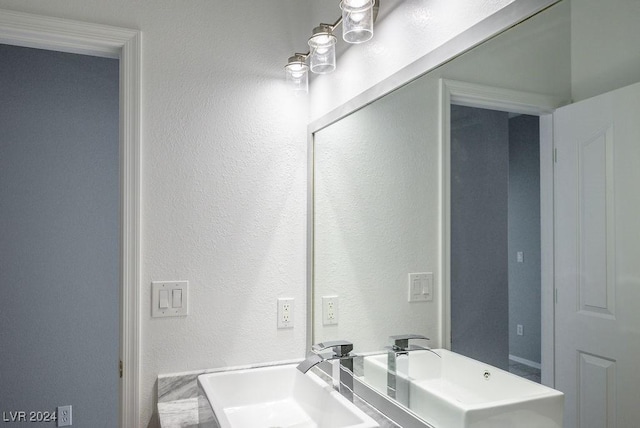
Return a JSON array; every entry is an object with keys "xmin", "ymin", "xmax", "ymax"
[{"xmin": 157, "ymin": 398, "xmax": 199, "ymax": 428}]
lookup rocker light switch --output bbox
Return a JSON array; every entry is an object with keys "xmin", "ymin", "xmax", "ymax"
[
  {"xmin": 152, "ymin": 281, "xmax": 189, "ymax": 317},
  {"xmin": 172, "ymin": 289, "xmax": 183, "ymax": 308},
  {"xmin": 159, "ymin": 290, "xmax": 170, "ymax": 309}
]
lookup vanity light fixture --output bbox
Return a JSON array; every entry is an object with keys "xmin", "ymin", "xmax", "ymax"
[
  {"xmin": 285, "ymin": 54, "xmax": 309, "ymax": 95},
  {"xmin": 308, "ymin": 24, "xmax": 338, "ymax": 74},
  {"xmin": 285, "ymin": 0, "xmax": 379, "ymax": 93}
]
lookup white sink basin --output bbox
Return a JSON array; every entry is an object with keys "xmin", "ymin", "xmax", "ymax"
[
  {"xmin": 362, "ymin": 349, "xmax": 564, "ymax": 428},
  {"xmin": 198, "ymin": 363, "xmax": 379, "ymax": 428}
]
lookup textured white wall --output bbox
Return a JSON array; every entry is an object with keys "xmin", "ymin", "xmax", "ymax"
[
  {"xmin": 308, "ymin": 0, "xmax": 516, "ymax": 120},
  {"xmin": 314, "ymin": 76, "xmax": 439, "ymax": 352},
  {"xmin": 0, "ymin": 1, "xmax": 310, "ymax": 426},
  {"xmin": 571, "ymin": 0, "xmax": 640, "ymax": 101}
]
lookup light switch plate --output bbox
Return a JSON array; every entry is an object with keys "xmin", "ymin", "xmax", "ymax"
[
  {"xmin": 408, "ymin": 272, "xmax": 434, "ymax": 302},
  {"xmin": 152, "ymin": 281, "xmax": 189, "ymax": 317}
]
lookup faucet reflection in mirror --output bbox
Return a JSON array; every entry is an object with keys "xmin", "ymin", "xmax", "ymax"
[
  {"xmin": 284, "ymin": 0, "xmax": 380, "ymax": 94},
  {"xmin": 386, "ymin": 334, "xmax": 438, "ymax": 406}
]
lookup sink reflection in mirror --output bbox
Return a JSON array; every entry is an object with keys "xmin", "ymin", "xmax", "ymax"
[{"xmin": 359, "ymin": 349, "xmax": 563, "ymax": 428}]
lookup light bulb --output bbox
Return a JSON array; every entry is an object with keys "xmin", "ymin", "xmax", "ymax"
[
  {"xmin": 343, "ymin": 0, "xmax": 370, "ymax": 8},
  {"xmin": 287, "ymin": 63, "xmax": 306, "ymax": 78},
  {"xmin": 349, "ymin": 11, "xmax": 366, "ymax": 23}
]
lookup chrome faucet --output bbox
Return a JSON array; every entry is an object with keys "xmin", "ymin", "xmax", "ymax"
[
  {"xmin": 387, "ymin": 334, "xmax": 431, "ymax": 406},
  {"xmin": 297, "ymin": 340, "xmax": 357, "ymax": 401}
]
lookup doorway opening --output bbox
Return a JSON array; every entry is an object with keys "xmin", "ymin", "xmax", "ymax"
[
  {"xmin": 449, "ymin": 104, "xmax": 541, "ymax": 383},
  {"xmin": 0, "ymin": 43, "xmax": 120, "ymax": 424},
  {"xmin": 0, "ymin": 10, "xmax": 141, "ymax": 426},
  {"xmin": 439, "ymin": 79, "xmax": 561, "ymax": 387}
]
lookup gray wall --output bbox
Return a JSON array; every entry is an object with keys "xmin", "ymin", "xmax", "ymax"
[
  {"xmin": 0, "ymin": 44, "xmax": 119, "ymax": 426},
  {"xmin": 508, "ymin": 115, "xmax": 541, "ymax": 364},
  {"xmin": 450, "ymin": 104, "xmax": 510, "ymax": 370}
]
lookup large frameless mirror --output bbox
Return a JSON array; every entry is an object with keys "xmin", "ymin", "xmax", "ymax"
[{"xmin": 309, "ymin": 0, "xmax": 640, "ymax": 422}]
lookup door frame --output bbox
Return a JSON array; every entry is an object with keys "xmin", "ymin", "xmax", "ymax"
[
  {"xmin": 0, "ymin": 9, "xmax": 141, "ymax": 427},
  {"xmin": 439, "ymin": 79, "xmax": 563, "ymax": 386}
]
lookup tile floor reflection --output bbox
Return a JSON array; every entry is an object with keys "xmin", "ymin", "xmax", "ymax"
[{"xmin": 508, "ymin": 360, "xmax": 541, "ymax": 383}]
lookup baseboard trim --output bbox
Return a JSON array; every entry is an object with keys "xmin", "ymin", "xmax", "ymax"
[{"xmin": 509, "ymin": 354, "xmax": 542, "ymax": 370}]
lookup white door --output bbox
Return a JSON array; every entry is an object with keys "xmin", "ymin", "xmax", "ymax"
[{"xmin": 554, "ymin": 81, "xmax": 640, "ymax": 427}]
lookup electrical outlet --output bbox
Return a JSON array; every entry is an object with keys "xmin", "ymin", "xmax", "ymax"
[
  {"xmin": 517, "ymin": 324, "xmax": 524, "ymax": 336},
  {"xmin": 277, "ymin": 298, "xmax": 294, "ymax": 329},
  {"xmin": 57, "ymin": 405, "xmax": 72, "ymax": 427},
  {"xmin": 322, "ymin": 296, "xmax": 338, "ymax": 325}
]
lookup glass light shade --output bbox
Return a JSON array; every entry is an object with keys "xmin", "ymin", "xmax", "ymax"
[
  {"xmin": 285, "ymin": 55, "xmax": 309, "ymax": 94},
  {"xmin": 340, "ymin": 0, "xmax": 374, "ymax": 44},
  {"xmin": 308, "ymin": 25, "xmax": 337, "ymax": 74}
]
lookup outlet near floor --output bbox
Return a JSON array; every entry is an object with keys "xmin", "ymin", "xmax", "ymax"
[
  {"xmin": 57, "ymin": 405, "xmax": 72, "ymax": 427},
  {"xmin": 277, "ymin": 298, "xmax": 294, "ymax": 329}
]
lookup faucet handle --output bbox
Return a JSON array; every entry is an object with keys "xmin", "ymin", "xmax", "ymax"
[
  {"xmin": 389, "ymin": 334, "xmax": 429, "ymax": 351},
  {"xmin": 312, "ymin": 340, "xmax": 354, "ymax": 357}
]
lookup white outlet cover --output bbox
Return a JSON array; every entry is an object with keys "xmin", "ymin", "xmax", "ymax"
[
  {"xmin": 57, "ymin": 405, "xmax": 72, "ymax": 427},
  {"xmin": 152, "ymin": 281, "xmax": 189, "ymax": 317},
  {"xmin": 277, "ymin": 298, "xmax": 294, "ymax": 329},
  {"xmin": 322, "ymin": 296, "xmax": 339, "ymax": 325}
]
